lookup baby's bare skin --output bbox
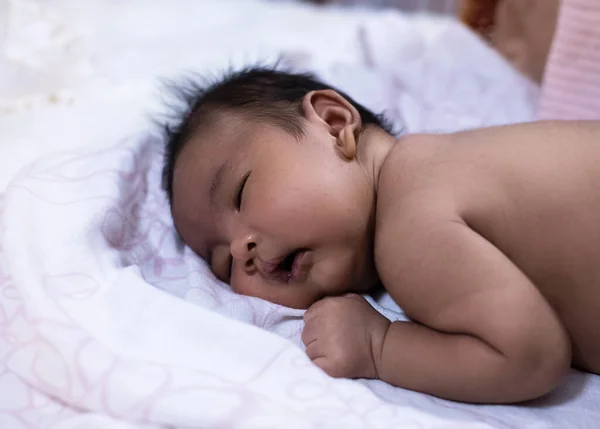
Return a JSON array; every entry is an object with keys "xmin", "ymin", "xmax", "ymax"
[
  {"xmin": 303, "ymin": 121, "xmax": 600, "ymax": 404},
  {"xmin": 374, "ymin": 121, "xmax": 600, "ymax": 401},
  {"xmin": 172, "ymin": 85, "xmax": 600, "ymax": 403}
]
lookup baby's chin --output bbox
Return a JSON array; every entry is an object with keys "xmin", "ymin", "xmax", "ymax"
[{"xmin": 334, "ymin": 261, "xmax": 379, "ymax": 295}]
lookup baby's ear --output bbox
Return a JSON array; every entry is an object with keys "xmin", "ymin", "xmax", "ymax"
[{"xmin": 302, "ymin": 90, "xmax": 362, "ymax": 160}]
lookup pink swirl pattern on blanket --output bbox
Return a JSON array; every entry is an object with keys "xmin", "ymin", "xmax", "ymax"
[{"xmin": 0, "ymin": 136, "xmax": 471, "ymax": 429}]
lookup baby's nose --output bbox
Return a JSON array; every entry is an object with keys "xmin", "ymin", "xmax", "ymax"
[{"xmin": 230, "ymin": 234, "xmax": 258, "ymax": 266}]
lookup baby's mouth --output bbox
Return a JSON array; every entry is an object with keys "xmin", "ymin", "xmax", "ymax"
[{"xmin": 263, "ymin": 249, "xmax": 310, "ymax": 283}]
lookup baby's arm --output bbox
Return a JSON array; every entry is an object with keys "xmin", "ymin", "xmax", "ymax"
[{"xmin": 375, "ymin": 211, "xmax": 571, "ymax": 403}]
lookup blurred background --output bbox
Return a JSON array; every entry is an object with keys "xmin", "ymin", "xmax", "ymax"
[
  {"xmin": 0, "ymin": 0, "xmax": 457, "ymax": 102},
  {"xmin": 285, "ymin": 0, "xmax": 456, "ymax": 13},
  {"xmin": 0, "ymin": 0, "xmax": 465, "ymax": 188}
]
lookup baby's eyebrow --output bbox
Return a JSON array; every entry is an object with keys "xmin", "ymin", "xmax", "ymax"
[{"xmin": 209, "ymin": 161, "xmax": 231, "ymax": 208}]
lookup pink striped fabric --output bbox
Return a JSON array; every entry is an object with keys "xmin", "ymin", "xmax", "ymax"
[{"xmin": 539, "ymin": 0, "xmax": 600, "ymax": 120}]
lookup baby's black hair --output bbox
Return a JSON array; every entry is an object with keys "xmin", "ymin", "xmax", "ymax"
[{"xmin": 161, "ymin": 66, "xmax": 393, "ymax": 203}]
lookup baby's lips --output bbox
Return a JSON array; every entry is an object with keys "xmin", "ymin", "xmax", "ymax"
[
  {"xmin": 259, "ymin": 255, "xmax": 285, "ymax": 277},
  {"xmin": 258, "ymin": 250, "xmax": 311, "ymax": 283},
  {"xmin": 290, "ymin": 250, "xmax": 311, "ymax": 283}
]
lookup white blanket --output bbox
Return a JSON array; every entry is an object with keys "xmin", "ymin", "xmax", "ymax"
[{"xmin": 1, "ymin": 1, "xmax": 599, "ymax": 428}]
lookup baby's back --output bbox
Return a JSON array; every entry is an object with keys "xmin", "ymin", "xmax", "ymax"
[{"xmin": 385, "ymin": 121, "xmax": 600, "ymax": 372}]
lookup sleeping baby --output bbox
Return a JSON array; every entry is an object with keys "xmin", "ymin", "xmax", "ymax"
[{"xmin": 164, "ymin": 67, "xmax": 600, "ymax": 404}]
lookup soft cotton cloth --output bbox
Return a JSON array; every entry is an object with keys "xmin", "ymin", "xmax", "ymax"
[{"xmin": 2, "ymin": 2, "xmax": 599, "ymax": 428}]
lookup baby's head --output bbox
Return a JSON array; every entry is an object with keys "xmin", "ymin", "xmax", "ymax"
[{"xmin": 163, "ymin": 67, "xmax": 395, "ymax": 309}]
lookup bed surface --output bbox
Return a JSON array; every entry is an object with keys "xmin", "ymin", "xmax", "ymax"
[{"xmin": 1, "ymin": 1, "xmax": 598, "ymax": 428}]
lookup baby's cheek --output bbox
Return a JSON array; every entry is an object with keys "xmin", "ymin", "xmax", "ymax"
[
  {"xmin": 253, "ymin": 188, "xmax": 317, "ymax": 230},
  {"xmin": 230, "ymin": 276, "xmax": 264, "ymax": 300},
  {"xmin": 231, "ymin": 273, "xmax": 317, "ymax": 309}
]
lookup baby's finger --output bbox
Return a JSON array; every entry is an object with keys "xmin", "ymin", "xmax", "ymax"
[
  {"xmin": 303, "ymin": 302, "xmax": 325, "ymax": 322},
  {"xmin": 305, "ymin": 341, "xmax": 325, "ymax": 361},
  {"xmin": 301, "ymin": 323, "xmax": 319, "ymax": 347},
  {"xmin": 312, "ymin": 357, "xmax": 339, "ymax": 378},
  {"xmin": 342, "ymin": 293, "xmax": 362, "ymax": 299}
]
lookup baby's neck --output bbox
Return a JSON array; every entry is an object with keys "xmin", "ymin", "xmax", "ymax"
[
  {"xmin": 351, "ymin": 127, "xmax": 400, "ymax": 295},
  {"xmin": 356, "ymin": 126, "xmax": 400, "ymax": 194}
]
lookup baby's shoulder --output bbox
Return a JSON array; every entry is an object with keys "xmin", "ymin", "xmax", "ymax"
[
  {"xmin": 377, "ymin": 135, "xmax": 460, "ymax": 216},
  {"xmin": 375, "ymin": 135, "xmax": 482, "ymax": 260}
]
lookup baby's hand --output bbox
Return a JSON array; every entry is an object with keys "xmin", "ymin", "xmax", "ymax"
[{"xmin": 302, "ymin": 294, "xmax": 391, "ymax": 380}]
